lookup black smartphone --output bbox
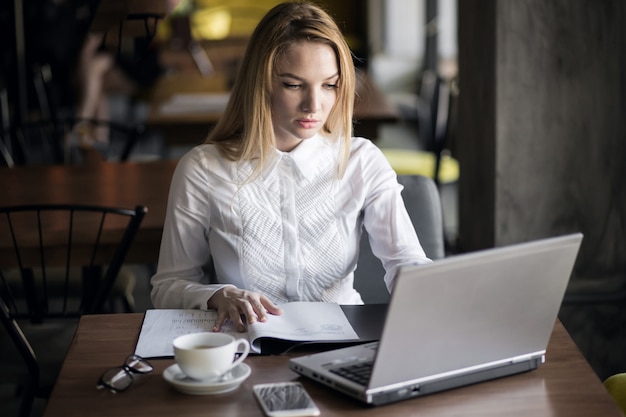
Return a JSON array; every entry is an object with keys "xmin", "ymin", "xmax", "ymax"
[{"xmin": 253, "ymin": 382, "xmax": 321, "ymax": 417}]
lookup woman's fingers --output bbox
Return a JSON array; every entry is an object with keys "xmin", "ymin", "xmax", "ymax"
[
  {"xmin": 259, "ymin": 295, "xmax": 283, "ymax": 320},
  {"xmin": 212, "ymin": 309, "xmax": 229, "ymax": 332},
  {"xmin": 213, "ymin": 302, "xmax": 245, "ymax": 332},
  {"xmin": 209, "ymin": 287, "xmax": 281, "ymax": 332}
]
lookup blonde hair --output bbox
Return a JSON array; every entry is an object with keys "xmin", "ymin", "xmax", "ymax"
[{"xmin": 205, "ymin": 1, "xmax": 356, "ymax": 179}]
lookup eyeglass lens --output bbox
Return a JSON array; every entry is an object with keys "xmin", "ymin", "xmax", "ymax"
[
  {"xmin": 124, "ymin": 354, "xmax": 153, "ymax": 374},
  {"xmin": 97, "ymin": 354, "xmax": 153, "ymax": 392}
]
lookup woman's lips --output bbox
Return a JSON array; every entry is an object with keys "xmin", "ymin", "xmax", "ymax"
[{"xmin": 296, "ymin": 119, "xmax": 319, "ymax": 129}]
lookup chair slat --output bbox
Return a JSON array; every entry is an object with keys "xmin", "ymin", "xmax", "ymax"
[{"xmin": 0, "ymin": 203, "xmax": 147, "ymax": 417}]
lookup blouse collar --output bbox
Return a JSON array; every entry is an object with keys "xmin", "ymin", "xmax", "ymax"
[{"xmin": 265, "ymin": 134, "xmax": 332, "ymax": 181}]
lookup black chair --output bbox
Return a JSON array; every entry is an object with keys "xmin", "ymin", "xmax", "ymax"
[
  {"xmin": 380, "ymin": 72, "xmax": 459, "ymax": 187},
  {"xmin": 354, "ymin": 175, "xmax": 445, "ymax": 303},
  {"xmin": 0, "ymin": 204, "xmax": 147, "ymax": 417},
  {"xmin": 7, "ymin": 116, "xmax": 146, "ymax": 166},
  {"xmin": 3, "ymin": 63, "xmax": 149, "ymax": 166},
  {"xmin": 59, "ymin": 116, "xmax": 146, "ymax": 163}
]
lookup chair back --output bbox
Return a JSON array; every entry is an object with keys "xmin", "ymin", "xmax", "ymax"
[
  {"xmin": 0, "ymin": 204, "xmax": 146, "ymax": 417},
  {"xmin": 354, "ymin": 175, "xmax": 445, "ymax": 303},
  {"xmin": 4, "ymin": 65, "xmax": 146, "ymax": 166},
  {"xmin": 416, "ymin": 71, "xmax": 457, "ymax": 186}
]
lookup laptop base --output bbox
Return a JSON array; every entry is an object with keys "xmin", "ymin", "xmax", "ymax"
[
  {"xmin": 291, "ymin": 354, "xmax": 543, "ymax": 406},
  {"xmin": 367, "ymin": 356, "xmax": 543, "ymax": 405}
]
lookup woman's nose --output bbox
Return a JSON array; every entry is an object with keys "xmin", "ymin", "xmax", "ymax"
[{"xmin": 301, "ymin": 89, "xmax": 320, "ymax": 113}]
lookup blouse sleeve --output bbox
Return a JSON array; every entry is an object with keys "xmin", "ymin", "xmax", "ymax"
[
  {"xmin": 357, "ymin": 140, "xmax": 432, "ymax": 293},
  {"xmin": 150, "ymin": 148, "xmax": 233, "ymax": 309}
]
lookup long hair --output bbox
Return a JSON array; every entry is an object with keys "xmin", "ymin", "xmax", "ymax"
[{"xmin": 205, "ymin": 1, "xmax": 356, "ymax": 179}]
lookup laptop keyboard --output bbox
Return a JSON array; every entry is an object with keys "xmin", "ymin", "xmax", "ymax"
[{"xmin": 329, "ymin": 361, "xmax": 373, "ymax": 386}]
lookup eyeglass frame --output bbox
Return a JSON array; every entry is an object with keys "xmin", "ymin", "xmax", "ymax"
[{"xmin": 97, "ymin": 354, "xmax": 154, "ymax": 393}]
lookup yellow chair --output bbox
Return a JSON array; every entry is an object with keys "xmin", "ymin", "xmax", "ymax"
[
  {"xmin": 382, "ymin": 148, "xmax": 459, "ymax": 185},
  {"xmin": 604, "ymin": 373, "xmax": 626, "ymax": 414}
]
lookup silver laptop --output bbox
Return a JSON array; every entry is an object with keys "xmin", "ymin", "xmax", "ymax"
[{"xmin": 289, "ymin": 233, "xmax": 583, "ymax": 405}]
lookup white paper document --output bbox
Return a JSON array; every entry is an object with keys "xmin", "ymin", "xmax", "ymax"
[{"xmin": 134, "ymin": 302, "xmax": 359, "ymax": 357}]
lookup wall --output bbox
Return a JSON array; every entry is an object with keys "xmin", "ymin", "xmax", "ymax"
[{"xmin": 458, "ymin": 0, "xmax": 626, "ymax": 379}]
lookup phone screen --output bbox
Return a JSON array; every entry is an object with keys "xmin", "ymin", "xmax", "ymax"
[{"xmin": 253, "ymin": 382, "xmax": 320, "ymax": 417}]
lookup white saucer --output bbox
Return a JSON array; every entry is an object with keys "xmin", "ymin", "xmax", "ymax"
[{"xmin": 163, "ymin": 363, "xmax": 251, "ymax": 395}]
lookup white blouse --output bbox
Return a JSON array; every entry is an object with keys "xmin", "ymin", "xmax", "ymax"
[{"xmin": 150, "ymin": 135, "xmax": 430, "ymax": 309}]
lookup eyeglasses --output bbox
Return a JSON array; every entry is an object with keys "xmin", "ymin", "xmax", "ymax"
[{"xmin": 97, "ymin": 354, "xmax": 153, "ymax": 393}]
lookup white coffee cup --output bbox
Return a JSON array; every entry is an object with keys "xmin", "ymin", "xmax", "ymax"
[{"xmin": 173, "ymin": 332, "xmax": 250, "ymax": 381}]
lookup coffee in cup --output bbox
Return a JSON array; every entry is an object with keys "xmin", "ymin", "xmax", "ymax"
[{"xmin": 173, "ymin": 332, "xmax": 250, "ymax": 381}]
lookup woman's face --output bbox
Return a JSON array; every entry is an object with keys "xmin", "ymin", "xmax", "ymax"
[{"xmin": 271, "ymin": 42, "xmax": 339, "ymax": 152}]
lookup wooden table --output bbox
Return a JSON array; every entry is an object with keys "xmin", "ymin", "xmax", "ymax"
[
  {"xmin": 42, "ymin": 313, "xmax": 622, "ymax": 417},
  {"xmin": 0, "ymin": 158, "xmax": 177, "ymax": 266},
  {"xmin": 146, "ymin": 70, "xmax": 399, "ymax": 145}
]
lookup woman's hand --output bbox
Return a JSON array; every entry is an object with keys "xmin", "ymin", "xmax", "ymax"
[{"xmin": 208, "ymin": 286, "xmax": 283, "ymax": 332}]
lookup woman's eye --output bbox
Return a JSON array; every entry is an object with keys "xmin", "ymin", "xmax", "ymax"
[
  {"xmin": 324, "ymin": 83, "xmax": 338, "ymax": 90},
  {"xmin": 283, "ymin": 83, "xmax": 301, "ymax": 89}
]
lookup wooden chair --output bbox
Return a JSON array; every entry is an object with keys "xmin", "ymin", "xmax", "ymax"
[
  {"xmin": 0, "ymin": 204, "xmax": 146, "ymax": 417},
  {"xmin": 354, "ymin": 175, "xmax": 445, "ymax": 304}
]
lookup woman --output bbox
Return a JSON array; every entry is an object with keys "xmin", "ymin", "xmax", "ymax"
[{"xmin": 151, "ymin": 2, "xmax": 430, "ymax": 332}]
